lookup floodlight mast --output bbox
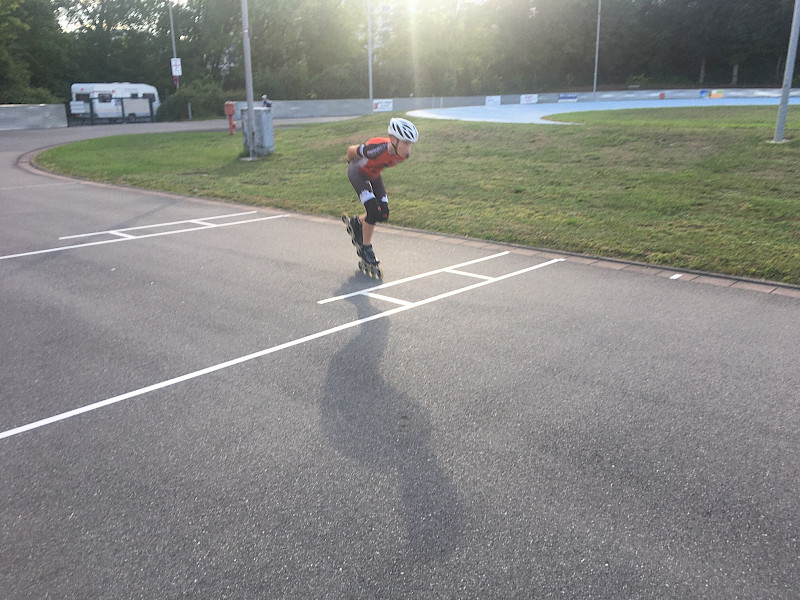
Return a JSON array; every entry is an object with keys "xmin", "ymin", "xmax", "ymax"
[
  {"xmin": 367, "ymin": 0, "xmax": 374, "ymax": 111},
  {"xmin": 240, "ymin": 0, "xmax": 257, "ymax": 159},
  {"xmin": 168, "ymin": 0, "xmax": 179, "ymax": 89},
  {"xmin": 593, "ymin": 0, "xmax": 601, "ymax": 99},
  {"xmin": 774, "ymin": 0, "xmax": 800, "ymax": 143}
]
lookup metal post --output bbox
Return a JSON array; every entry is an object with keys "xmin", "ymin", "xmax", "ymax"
[
  {"xmin": 168, "ymin": 0, "xmax": 179, "ymax": 89},
  {"xmin": 240, "ymin": 0, "xmax": 257, "ymax": 159},
  {"xmin": 367, "ymin": 0, "xmax": 374, "ymax": 111},
  {"xmin": 774, "ymin": 0, "xmax": 800, "ymax": 143},
  {"xmin": 593, "ymin": 0, "xmax": 601, "ymax": 99}
]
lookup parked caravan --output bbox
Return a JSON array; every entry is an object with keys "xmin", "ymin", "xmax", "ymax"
[{"xmin": 70, "ymin": 83, "xmax": 160, "ymax": 123}]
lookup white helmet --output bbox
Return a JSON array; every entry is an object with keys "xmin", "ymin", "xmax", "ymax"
[{"xmin": 388, "ymin": 118, "xmax": 419, "ymax": 143}]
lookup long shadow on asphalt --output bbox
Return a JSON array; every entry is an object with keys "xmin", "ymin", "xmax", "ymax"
[{"xmin": 320, "ymin": 274, "xmax": 464, "ymax": 587}]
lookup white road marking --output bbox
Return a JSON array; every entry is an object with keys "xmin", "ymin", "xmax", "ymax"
[
  {"xmin": 445, "ymin": 268, "xmax": 495, "ymax": 280},
  {"xmin": 670, "ymin": 273, "xmax": 683, "ymax": 280},
  {"xmin": 0, "ymin": 255, "xmax": 564, "ymax": 440},
  {"xmin": 0, "ymin": 213, "xmax": 287, "ymax": 261},
  {"xmin": 317, "ymin": 251, "xmax": 511, "ymax": 304},
  {"xmin": 58, "ymin": 211, "xmax": 258, "ymax": 240},
  {"xmin": 364, "ymin": 292, "xmax": 414, "ymax": 306}
]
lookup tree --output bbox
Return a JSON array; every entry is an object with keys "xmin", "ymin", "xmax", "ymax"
[
  {"xmin": 0, "ymin": 0, "xmax": 70, "ymax": 102},
  {"xmin": 0, "ymin": 0, "xmax": 29, "ymax": 100},
  {"xmin": 639, "ymin": 0, "xmax": 796, "ymax": 86},
  {"xmin": 6, "ymin": 0, "xmax": 799, "ymax": 105}
]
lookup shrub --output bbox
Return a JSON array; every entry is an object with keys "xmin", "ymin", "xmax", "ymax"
[
  {"xmin": 156, "ymin": 80, "xmax": 232, "ymax": 121},
  {"xmin": 0, "ymin": 86, "xmax": 60, "ymax": 104}
]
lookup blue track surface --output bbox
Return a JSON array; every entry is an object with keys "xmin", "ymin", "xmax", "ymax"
[{"xmin": 409, "ymin": 97, "xmax": 800, "ymax": 124}]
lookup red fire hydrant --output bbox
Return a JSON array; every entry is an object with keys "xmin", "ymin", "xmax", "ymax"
[{"xmin": 224, "ymin": 101, "xmax": 236, "ymax": 134}]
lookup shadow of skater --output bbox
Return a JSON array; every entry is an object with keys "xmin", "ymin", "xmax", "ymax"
[{"xmin": 320, "ymin": 275, "xmax": 464, "ymax": 577}]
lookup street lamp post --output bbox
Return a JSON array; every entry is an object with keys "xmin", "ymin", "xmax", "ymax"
[
  {"xmin": 593, "ymin": 0, "xmax": 601, "ymax": 99},
  {"xmin": 774, "ymin": 0, "xmax": 800, "ymax": 143},
  {"xmin": 240, "ymin": 0, "xmax": 256, "ymax": 159},
  {"xmin": 168, "ymin": 0, "xmax": 179, "ymax": 88},
  {"xmin": 367, "ymin": 0, "xmax": 374, "ymax": 111}
]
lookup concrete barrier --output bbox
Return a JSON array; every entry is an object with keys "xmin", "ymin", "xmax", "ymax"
[
  {"xmin": 235, "ymin": 89, "xmax": 799, "ymax": 120},
  {"xmin": 0, "ymin": 104, "xmax": 68, "ymax": 131},
  {"xmin": 231, "ymin": 96, "xmax": 496, "ymax": 120},
  {"xmin": 4, "ymin": 89, "xmax": 797, "ymax": 130}
]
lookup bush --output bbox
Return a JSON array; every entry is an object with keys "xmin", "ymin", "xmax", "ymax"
[
  {"xmin": 0, "ymin": 86, "xmax": 60, "ymax": 104},
  {"xmin": 626, "ymin": 74, "xmax": 652, "ymax": 88},
  {"xmin": 156, "ymin": 80, "xmax": 232, "ymax": 121}
]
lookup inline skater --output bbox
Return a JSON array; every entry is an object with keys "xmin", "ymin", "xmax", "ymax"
[{"xmin": 343, "ymin": 117, "xmax": 419, "ymax": 277}]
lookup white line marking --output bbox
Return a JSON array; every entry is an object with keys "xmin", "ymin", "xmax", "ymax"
[
  {"xmin": 0, "ymin": 257, "xmax": 564, "ymax": 440},
  {"xmin": 364, "ymin": 292, "xmax": 414, "ymax": 306},
  {"xmin": 445, "ymin": 268, "xmax": 495, "ymax": 280},
  {"xmin": 318, "ymin": 251, "xmax": 511, "ymax": 304},
  {"xmin": 670, "ymin": 273, "xmax": 683, "ymax": 280},
  {"xmin": 59, "ymin": 211, "xmax": 257, "ymax": 240},
  {"xmin": 1, "ymin": 214, "xmax": 287, "ymax": 261}
]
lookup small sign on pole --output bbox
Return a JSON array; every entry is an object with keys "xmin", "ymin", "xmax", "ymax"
[{"xmin": 170, "ymin": 58, "xmax": 182, "ymax": 77}]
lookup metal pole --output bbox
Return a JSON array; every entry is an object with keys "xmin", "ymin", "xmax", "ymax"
[
  {"xmin": 774, "ymin": 0, "xmax": 800, "ymax": 143},
  {"xmin": 593, "ymin": 0, "xmax": 601, "ymax": 99},
  {"xmin": 168, "ymin": 1, "xmax": 177, "ymax": 58},
  {"xmin": 367, "ymin": 0, "xmax": 374, "ymax": 111},
  {"xmin": 240, "ymin": 0, "xmax": 257, "ymax": 159},
  {"xmin": 168, "ymin": 0, "xmax": 179, "ymax": 89}
]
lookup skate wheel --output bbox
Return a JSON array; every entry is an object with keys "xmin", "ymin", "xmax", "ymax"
[
  {"xmin": 341, "ymin": 214, "xmax": 349, "ymax": 224},
  {"xmin": 358, "ymin": 262, "xmax": 366, "ymax": 275}
]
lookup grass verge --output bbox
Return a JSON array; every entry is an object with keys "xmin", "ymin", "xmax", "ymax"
[{"xmin": 36, "ymin": 107, "xmax": 800, "ymax": 285}]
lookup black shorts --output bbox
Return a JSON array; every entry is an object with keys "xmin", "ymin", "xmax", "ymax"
[{"xmin": 348, "ymin": 162, "xmax": 387, "ymax": 205}]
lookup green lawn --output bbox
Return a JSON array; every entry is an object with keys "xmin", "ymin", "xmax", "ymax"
[{"xmin": 36, "ymin": 107, "xmax": 800, "ymax": 285}]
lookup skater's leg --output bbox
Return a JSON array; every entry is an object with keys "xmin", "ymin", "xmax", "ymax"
[
  {"xmin": 348, "ymin": 164, "xmax": 375, "ymax": 233},
  {"xmin": 360, "ymin": 216, "xmax": 374, "ymax": 246},
  {"xmin": 347, "ymin": 166, "xmax": 387, "ymax": 250},
  {"xmin": 361, "ymin": 195, "xmax": 387, "ymax": 247}
]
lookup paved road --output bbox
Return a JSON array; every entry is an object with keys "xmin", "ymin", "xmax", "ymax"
[{"xmin": 1, "ymin": 122, "xmax": 799, "ymax": 599}]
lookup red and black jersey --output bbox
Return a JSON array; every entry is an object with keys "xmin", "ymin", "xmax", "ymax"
[{"xmin": 352, "ymin": 137, "xmax": 406, "ymax": 180}]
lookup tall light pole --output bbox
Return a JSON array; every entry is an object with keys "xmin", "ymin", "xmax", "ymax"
[
  {"xmin": 593, "ymin": 0, "xmax": 601, "ymax": 99},
  {"xmin": 367, "ymin": 0, "xmax": 374, "ymax": 111},
  {"xmin": 774, "ymin": 0, "xmax": 800, "ymax": 143},
  {"xmin": 168, "ymin": 0, "xmax": 179, "ymax": 88},
  {"xmin": 240, "ymin": 0, "xmax": 256, "ymax": 159}
]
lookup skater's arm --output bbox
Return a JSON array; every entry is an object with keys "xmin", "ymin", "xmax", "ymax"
[{"xmin": 347, "ymin": 141, "xmax": 389, "ymax": 162}]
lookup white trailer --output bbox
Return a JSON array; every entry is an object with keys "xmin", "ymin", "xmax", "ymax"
[{"xmin": 70, "ymin": 83, "xmax": 161, "ymax": 123}]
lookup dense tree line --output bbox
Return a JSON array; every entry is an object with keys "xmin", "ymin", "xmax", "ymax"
[{"xmin": 2, "ymin": 0, "xmax": 798, "ymax": 108}]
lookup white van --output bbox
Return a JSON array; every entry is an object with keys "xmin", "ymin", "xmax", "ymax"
[{"xmin": 70, "ymin": 82, "xmax": 161, "ymax": 123}]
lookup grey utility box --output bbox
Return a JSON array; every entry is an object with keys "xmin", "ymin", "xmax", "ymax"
[{"xmin": 241, "ymin": 106, "xmax": 274, "ymax": 156}]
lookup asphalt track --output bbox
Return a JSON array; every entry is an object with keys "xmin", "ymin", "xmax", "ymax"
[{"xmin": 1, "ymin": 109, "xmax": 799, "ymax": 599}]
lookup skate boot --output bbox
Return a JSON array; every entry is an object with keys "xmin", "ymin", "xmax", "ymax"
[
  {"xmin": 342, "ymin": 214, "xmax": 363, "ymax": 248},
  {"xmin": 357, "ymin": 245, "xmax": 383, "ymax": 279}
]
